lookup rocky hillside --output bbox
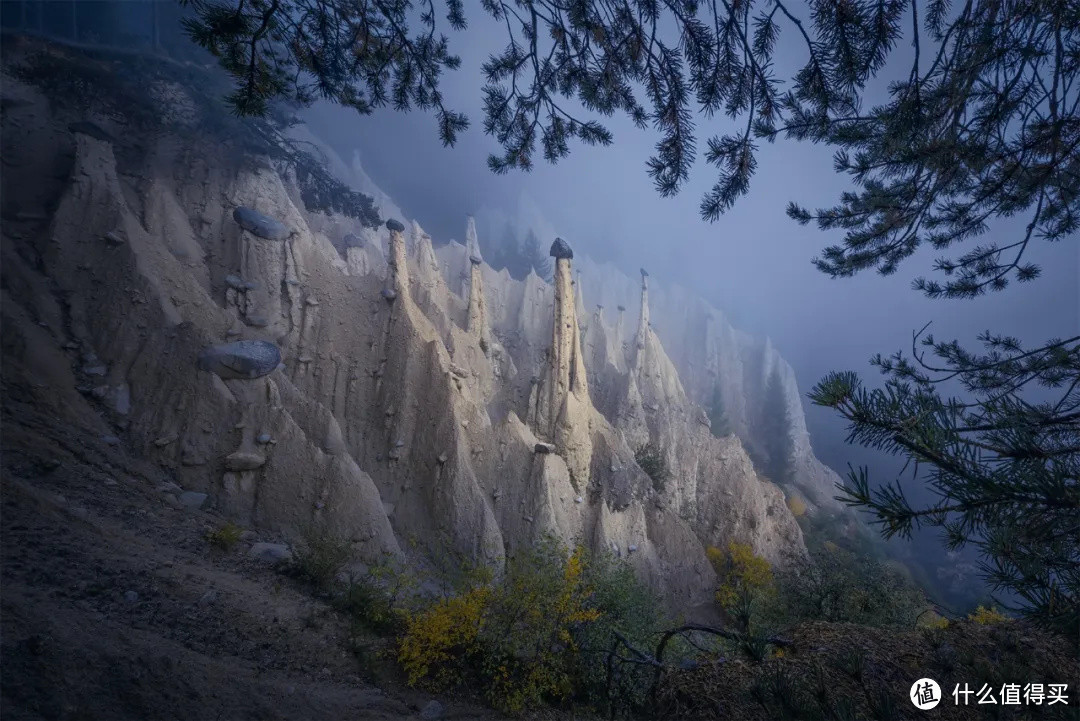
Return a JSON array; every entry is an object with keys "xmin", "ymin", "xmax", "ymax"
[{"xmin": 0, "ymin": 38, "xmax": 840, "ymax": 619}]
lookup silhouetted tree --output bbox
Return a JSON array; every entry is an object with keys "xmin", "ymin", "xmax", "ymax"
[
  {"xmin": 760, "ymin": 368, "xmax": 795, "ymax": 486},
  {"xmin": 707, "ymin": 383, "xmax": 732, "ymax": 438},
  {"xmin": 521, "ymin": 229, "xmax": 552, "ymax": 281}
]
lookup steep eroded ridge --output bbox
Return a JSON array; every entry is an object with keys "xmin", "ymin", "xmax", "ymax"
[{"xmin": 1, "ymin": 49, "xmax": 808, "ymax": 619}]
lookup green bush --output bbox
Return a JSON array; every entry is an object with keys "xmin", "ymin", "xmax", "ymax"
[
  {"xmin": 338, "ymin": 554, "xmax": 421, "ymax": 636},
  {"xmin": 205, "ymin": 521, "xmax": 243, "ymax": 552},
  {"xmin": 573, "ymin": 549, "xmax": 666, "ymax": 709},
  {"xmin": 776, "ymin": 547, "xmax": 928, "ymax": 628},
  {"xmin": 290, "ymin": 527, "xmax": 352, "ymax": 591},
  {"xmin": 634, "ymin": 442, "xmax": 670, "ymax": 494}
]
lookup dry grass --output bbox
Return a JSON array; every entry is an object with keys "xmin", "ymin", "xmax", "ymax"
[{"xmin": 658, "ymin": 620, "xmax": 1079, "ymax": 720}]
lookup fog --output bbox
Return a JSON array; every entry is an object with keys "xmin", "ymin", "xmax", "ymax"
[
  {"xmin": 8, "ymin": 0, "xmax": 1076, "ymax": 607},
  {"xmin": 303, "ymin": 10, "xmax": 1079, "ymax": 509}
]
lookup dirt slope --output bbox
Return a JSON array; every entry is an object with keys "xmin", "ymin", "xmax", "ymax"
[{"xmin": 0, "ymin": 400, "xmax": 512, "ymax": 721}]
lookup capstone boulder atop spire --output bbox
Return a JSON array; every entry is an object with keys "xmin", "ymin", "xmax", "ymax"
[
  {"xmin": 233, "ymin": 207, "xmax": 289, "ymax": 240},
  {"xmin": 640, "ymin": 268, "xmax": 649, "ymax": 278},
  {"xmin": 549, "ymin": 237, "xmax": 573, "ymax": 259},
  {"xmin": 386, "ymin": 218, "xmax": 405, "ymax": 233}
]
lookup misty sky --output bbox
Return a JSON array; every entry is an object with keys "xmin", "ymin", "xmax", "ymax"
[{"xmin": 304, "ymin": 8, "xmax": 1079, "ymax": 485}]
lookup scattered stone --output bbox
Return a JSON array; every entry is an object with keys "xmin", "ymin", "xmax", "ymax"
[
  {"xmin": 69, "ymin": 120, "xmax": 115, "ymax": 143},
  {"xmin": 224, "ymin": 451, "xmax": 266, "ymax": 471},
  {"xmin": 437, "ymin": 453, "xmax": 448, "ymax": 464},
  {"xmin": 179, "ymin": 491, "xmax": 208, "ymax": 509},
  {"xmin": 549, "ymin": 237, "xmax": 573, "ymax": 259},
  {"xmin": 523, "ymin": 515, "xmax": 534, "ymax": 523},
  {"xmin": 102, "ymin": 435, "xmax": 120, "ymax": 446},
  {"xmin": 381, "ymin": 287, "xmax": 397, "ymax": 301},
  {"xmin": 420, "ymin": 700, "xmax": 445, "ymax": 720},
  {"xmin": 84, "ymin": 363, "xmax": 107, "ymax": 377},
  {"xmin": 102, "ymin": 230, "xmax": 125, "ymax": 246},
  {"xmin": 245, "ymin": 315, "xmax": 270, "ymax": 328},
  {"xmin": 225, "ymin": 274, "xmax": 249, "ymax": 291},
  {"xmin": 385, "ymin": 218, "xmax": 405, "ymax": 233},
  {"xmin": 628, "ymin": 544, "xmax": 638, "ymax": 553},
  {"xmin": 394, "ymin": 440, "xmax": 405, "ymax": 448},
  {"xmin": 534, "ymin": 443, "xmax": 556, "ymax": 454},
  {"xmin": 164, "ymin": 493, "xmax": 183, "ymax": 508},
  {"xmin": 198, "ymin": 340, "xmax": 282, "ymax": 380},
  {"xmin": 123, "ymin": 590, "xmax": 139, "ymax": 603},
  {"xmin": 232, "ymin": 206, "xmax": 290, "ymax": 240},
  {"xmin": 256, "ymin": 433, "xmax": 272, "ymax": 444},
  {"xmin": 110, "ymin": 384, "xmax": 131, "ymax": 415},
  {"xmin": 249, "ymin": 542, "xmax": 291, "ymax": 563},
  {"xmin": 157, "ymin": 481, "xmax": 182, "ymax": 493},
  {"xmin": 575, "ymin": 496, "xmax": 583, "ymax": 504},
  {"xmin": 103, "ymin": 478, "xmax": 118, "ymax": 487}
]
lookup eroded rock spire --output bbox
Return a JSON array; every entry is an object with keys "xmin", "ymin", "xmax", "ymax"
[
  {"xmin": 383, "ymin": 219, "xmax": 408, "ymax": 301},
  {"xmin": 636, "ymin": 268, "xmax": 650, "ymax": 350},
  {"xmin": 465, "ymin": 216, "xmax": 489, "ymax": 347},
  {"xmin": 528, "ymin": 237, "xmax": 592, "ymax": 487}
]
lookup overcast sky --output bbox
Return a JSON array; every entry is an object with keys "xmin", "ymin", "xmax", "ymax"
[{"xmin": 304, "ymin": 9, "xmax": 1079, "ymax": 490}]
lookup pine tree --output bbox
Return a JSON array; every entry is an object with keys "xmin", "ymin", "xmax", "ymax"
[
  {"xmin": 760, "ymin": 368, "xmax": 795, "ymax": 486},
  {"xmin": 521, "ymin": 229, "xmax": 552, "ymax": 281},
  {"xmin": 708, "ymin": 383, "xmax": 732, "ymax": 438}
]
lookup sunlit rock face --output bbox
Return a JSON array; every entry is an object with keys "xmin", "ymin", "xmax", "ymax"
[
  {"xmin": 1, "ymin": 61, "xmax": 817, "ymax": 618},
  {"xmin": 526, "ymin": 240, "xmax": 593, "ymax": 490}
]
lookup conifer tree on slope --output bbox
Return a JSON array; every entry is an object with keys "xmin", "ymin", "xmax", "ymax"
[
  {"xmin": 760, "ymin": 368, "xmax": 796, "ymax": 487},
  {"xmin": 182, "ymin": 0, "xmax": 1079, "ymax": 631},
  {"xmin": 521, "ymin": 229, "xmax": 553, "ymax": 281}
]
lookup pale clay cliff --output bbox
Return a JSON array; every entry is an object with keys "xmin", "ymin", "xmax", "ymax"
[{"xmin": 0, "ymin": 59, "xmax": 847, "ymax": 619}]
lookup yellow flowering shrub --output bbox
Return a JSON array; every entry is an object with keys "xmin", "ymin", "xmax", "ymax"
[
  {"xmin": 398, "ymin": 540, "xmax": 607, "ymax": 712},
  {"xmin": 917, "ymin": 610, "xmax": 950, "ymax": 630},
  {"xmin": 786, "ymin": 495, "xmax": 807, "ymax": 517},
  {"xmin": 708, "ymin": 542, "xmax": 775, "ymax": 610},
  {"xmin": 397, "ymin": 585, "xmax": 490, "ymax": 689},
  {"xmin": 968, "ymin": 605, "xmax": 1010, "ymax": 625}
]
